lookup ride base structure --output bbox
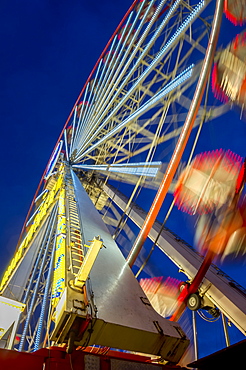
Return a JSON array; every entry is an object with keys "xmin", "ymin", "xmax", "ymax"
[{"xmin": 0, "ymin": 165, "xmax": 189, "ymax": 365}]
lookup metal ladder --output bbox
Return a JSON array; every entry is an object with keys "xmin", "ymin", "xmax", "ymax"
[{"xmin": 65, "ymin": 174, "xmax": 84, "ymax": 276}]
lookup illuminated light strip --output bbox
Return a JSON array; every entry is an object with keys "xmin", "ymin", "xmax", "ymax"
[
  {"xmin": 34, "ymin": 189, "xmax": 49, "ymax": 203},
  {"xmin": 72, "ymin": 59, "xmax": 104, "ymax": 153},
  {"xmin": 70, "ymin": 84, "xmax": 90, "ymax": 157},
  {"xmin": 76, "ymin": 64, "xmax": 194, "ymax": 159},
  {"xmin": 64, "ymin": 129, "xmax": 69, "ymax": 162},
  {"xmin": 69, "ymin": 105, "xmax": 79, "ymax": 158},
  {"xmin": 73, "ymin": 36, "xmax": 119, "ymax": 150},
  {"xmin": 26, "ymin": 200, "xmax": 45, "ymax": 227},
  {"xmin": 51, "ymin": 187, "xmax": 67, "ymax": 307},
  {"xmin": 74, "ymin": 0, "xmax": 182, "ymax": 154},
  {"xmin": 45, "ymin": 140, "xmax": 63, "ymax": 180},
  {"xmin": 73, "ymin": 161, "xmax": 162, "ymax": 177},
  {"xmin": 0, "ymin": 165, "xmax": 65, "ymax": 293},
  {"xmin": 74, "ymin": 0, "xmax": 157, "ymax": 150},
  {"xmin": 34, "ymin": 222, "xmax": 57, "ymax": 351},
  {"xmin": 74, "ymin": 0, "xmax": 204, "ymax": 158}
]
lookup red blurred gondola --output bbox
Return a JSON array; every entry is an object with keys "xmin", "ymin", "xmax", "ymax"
[
  {"xmin": 76, "ymin": 101, "xmax": 89, "ymax": 118},
  {"xmin": 224, "ymin": 0, "xmax": 246, "ymax": 26},
  {"xmin": 140, "ymin": 276, "xmax": 180, "ymax": 317},
  {"xmin": 136, "ymin": 0, "xmax": 157, "ymax": 23},
  {"xmin": 117, "ymin": 24, "xmax": 135, "ymax": 46},
  {"xmin": 102, "ymin": 50, "xmax": 117, "ymax": 65},
  {"xmin": 195, "ymin": 194, "xmax": 246, "ymax": 260},
  {"xmin": 174, "ymin": 149, "xmax": 243, "ymax": 215},
  {"xmin": 212, "ymin": 31, "xmax": 246, "ymax": 105}
]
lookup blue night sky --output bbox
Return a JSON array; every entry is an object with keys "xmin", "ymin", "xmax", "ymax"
[
  {"xmin": 0, "ymin": 0, "xmax": 245, "ymax": 361},
  {"xmin": 0, "ymin": 0, "xmax": 133, "ymax": 270}
]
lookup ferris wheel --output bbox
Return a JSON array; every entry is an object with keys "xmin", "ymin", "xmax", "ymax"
[{"xmin": 0, "ymin": 0, "xmax": 245, "ymax": 365}]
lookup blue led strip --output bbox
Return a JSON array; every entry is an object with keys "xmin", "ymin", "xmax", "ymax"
[
  {"xmin": 78, "ymin": 64, "xmax": 194, "ymax": 158},
  {"xmin": 73, "ymin": 161, "xmax": 162, "ymax": 177},
  {"xmin": 74, "ymin": 0, "xmax": 183, "ymax": 155},
  {"xmin": 74, "ymin": 0, "xmax": 205, "ymax": 160},
  {"xmin": 73, "ymin": 0, "xmax": 160, "ymax": 151}
]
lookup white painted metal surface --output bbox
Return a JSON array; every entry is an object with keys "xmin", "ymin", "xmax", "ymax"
[{"xmin": 68, "ymin": 171, "xmax": 189, "ymax": 362}]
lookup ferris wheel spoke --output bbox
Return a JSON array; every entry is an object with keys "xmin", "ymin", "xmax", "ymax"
[
  {"xmin": 76, "ymin": 86, "xmax": 193, "ymax": 166},
  {"xmin": 183, "ymin": 32, "xmax": 207, "ymax": 55},
  {"xmin": 72, "ymin": 161, "xmax": 161, "ymax": 179},
  {"xmin": 72, "ymin": 2, "xmax": 156, "ymax": 152},
  {"xmin": 74, "ymin": 36, "xmax": 121, "ymax": 147},
  {"xmin": 102, "ymin": 202, "xmax": 135, "ymax": 242},
  {"xmin": 72, "ymin": 59, "xmax": 104, "ymax": 151},
  {"xmin": 79, "ymin": 74, "xmax": 226, "ymax": 168},
  {"xmin": 78, "ymin": 99, "xmax": 186, "ymax": 165},
  {"xmin": 74, "ymin": 64, "xmax": 194, "ymax": 162},
  {"xmin": 78, "ymin": 69, "xmax": 199, "ymax": 166},
  {"xmin": 77, "ymin": 1, "xmax": 157, "ymax": 134},
  {"xmin": 75, "ymin": 0, "xmax": 170, "ymax": 144},
  {"xmin": 68, "ymin": 0, "xmax": 209, "ymax": 166},
  {"xmin": 72, "ymin": 1, "xmax": 205, "ymax": 159},
  {"xmin": 108, "ymin": 98, "xmax": 180, "ymax": 164},
  {"xmin": 70, "ymin": 84, "xmax": 90, "ymax": 157}
]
